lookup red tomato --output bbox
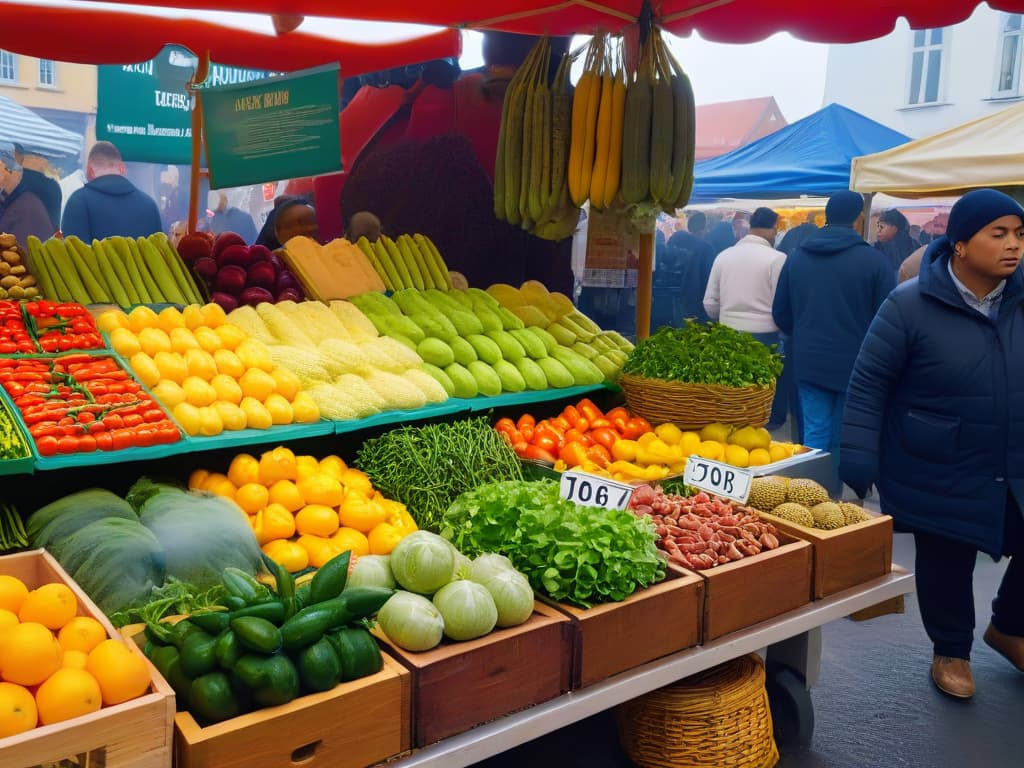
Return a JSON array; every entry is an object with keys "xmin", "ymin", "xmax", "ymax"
[
  {"xmin": 76, "ymin": 435, "xmax": 97, "ymax": 453},
  {"xmin": 622, "ymin": 417, "xmax": 653, "ymax": 439},
  {"xmin": 558, "ymin": 441, "xmax": 589, "ymax": 468},
  {"xmin": 523, "ymin": 445, "xmax": 557, "ymax": 463},
  {"xmin": 577, "ymin": 398, "xmax": 604, "ymax": 422},
  {"xmin": 534, "ymin": 433, "xmax": 560, "ymax": 454},
  {"xmin": 494, "ymin": 417, "xmax": 517, "ymax": 435},
  {"xmin": 516, "ymin": 413, "xmax": 535, "ymax": 431},
  {"xmin": 561, "ymin": 405, "xmax": 582, "ymax": 426},
  {"xmin": 36, "ymin": 435, "xmax": 59, "ymax": 456},
  {"xmin": 589, "ymin": 427, "xmax": 619, "ymax": 452},
  {"xmin": 95, "ymin": 432, "xmax": 114, "ymax": 451}
]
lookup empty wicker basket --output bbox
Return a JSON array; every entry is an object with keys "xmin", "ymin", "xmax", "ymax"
[
  {"xmin": 616, "ymin": 653, "xmax": 779, "ymax": 768},
  {"xmin": 618, "ymin": 374, "xmax": 775, "ymax": 429}
]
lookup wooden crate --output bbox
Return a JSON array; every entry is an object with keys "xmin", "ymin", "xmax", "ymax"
[
  {"xmin": 543, "ymin": 567, "xmax": 704, "ymax": 689},
  {"xmin": 0, "ymin": 549, "xmax": 175, "ymax": 768},
  {"xmin": 674, "ymin": 535, "xmax": 813, "ymax": 643},
  {"xmin": 123, "ymin": 626, "xmax": 411, "ymax": 768},
  {"xmin": 374, "ymin": 601, "xmax": 574, "ymax": 747},
  {"xmin": 759, "ymin": 511, "xmax": 894, "ymax": 599}
]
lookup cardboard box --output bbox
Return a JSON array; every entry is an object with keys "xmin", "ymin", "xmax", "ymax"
[
  {"xmin": 123, "ymin": 626, "xmax": 411, "ymax": 768},
  {"xmin": 1, "ymin": 549, "xmax": 175, "ymax": 768},
  {"xmin": 543, "ymin": 567, "xmax": 704, "ymax": 689},
  {"xmin": 374, "ymin": 601, "xmax": 574, "ymax": 747},
  {"xmin": 676, "ymin": 534, "xmax": 813, "ymax": 642},
  {"xmin": 760, "ymin": 511, "xmax": 894, "ymax": 599}
]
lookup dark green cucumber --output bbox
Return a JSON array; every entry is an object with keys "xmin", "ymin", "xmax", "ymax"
[
  {"xmin": 230, "ymin": 616, "xmax": 283, "ymax": 654},
  {"xmin": 309, "ymin": 550, "xmax": 351, "ymax": 603}
]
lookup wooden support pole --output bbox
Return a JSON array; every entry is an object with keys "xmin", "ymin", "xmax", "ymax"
[{"xmin": 187, "ymin": 50, "xmax": 211, "ymax": 235}]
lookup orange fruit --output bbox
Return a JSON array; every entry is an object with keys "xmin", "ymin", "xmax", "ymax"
[
  {"xmin": 297, "ymin": 534, "xmax": 343, "ymax": 569},
  {"xmin": 86, "ymin": 640, "xmax": 150, "ymax": 706},
  {"xmin": 0, "ymin": 575, "xmax": 28, "ymax": 613},
  {"xmin": 318, "ymin": 455, "xmax": 347, "ymax": 480},
  {"xmin": 58, "ymin": 617, "xmax": 108, "ymax": 654},
  {"xmin": 295, "ymin": 504, "xmax": 340, "ymax": 538},
  {"xmin": 61, "ymin": 650, "xmax": 89, "ymax": 670},
  {"xmin": 294, "ymin": 454, "xmax": 321, "ymax": 481},
  {"xmin": 262, "ymin": 539, "xmax": 309, "ymax": 573},
  {"xmin": 240, "ymin": 368, "xmax": 276, "ymax": 402},
  {"xmin": 188, "ymin": 468, "xmax": 210, "ymax": 490},
  {"xmin": 235, "ymin": 483, "xmax": 270, "ymax": 515},
  {"xmin": 0, "ymin": 622, "xmax": 63, "ymax": 686},
  {"xmin": 19, "ymin": 583, "xmax": 77, "ymax": 630},
  {"xmin": 340, "ymin": 468, "xmax": 373, "ymax": 497},
  {"xmin": 338, "ymin": 492, "xmax": 387, "ymax": 534},
  {"xmin": 0, "ymin": 608, "xmax": 18, "ymax": 632},
  {"xmin": 297, "ymin": 473, "xmax": 344, "ymax": 508},
  {"xmin": 267, "ymin": 480, "xmax": 305, "ymax": 513},
  {"xmin": 0, "ymin": 682, "xmax": 37, "ymax": 737},
  {"xmin": 329, "ymin": 528, "xmax": 370, "ymax": 559},
  {"xmin": 202, "ymin": 472, "xmax": 237, "ymax": 499},
  {"xmin": 368, "ymin": 522, "xmax": 404, "ymax": 556},
  {"xmin": 227, "ymin": 453, "xmax": 260, "ymax": 487},
  {"xmin": 259, "ymin": 446, "xmax": 297, "ymax": 485},
  {"xmin": 36, "ymin": 668, "xmax": 102, "ymax": 725},
  {"xmin": 252, "ymin": 503, "xmax": 296, "ymax": 545}
]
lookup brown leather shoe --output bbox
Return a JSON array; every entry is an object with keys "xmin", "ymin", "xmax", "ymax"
[
  {"xmin": 983, "ymin": 623, "xmax": 1024, "ymax": 672},
  {"xmin": 931, "ymin": 655, "xmax": 975, "ymax": 699}
]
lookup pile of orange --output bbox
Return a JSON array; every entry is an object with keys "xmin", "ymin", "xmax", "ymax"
[
  {"xmin": 0, "ymin": 575, "xmax": 151, "ymax": 738},
  {"xmin": 189, "ymin": 445, "xmax": 418, "ymax": 573}
]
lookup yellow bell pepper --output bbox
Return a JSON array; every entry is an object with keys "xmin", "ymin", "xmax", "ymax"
[{"xmin": 654, "ymin": 423, "xmax": 684, "ymax": 446}]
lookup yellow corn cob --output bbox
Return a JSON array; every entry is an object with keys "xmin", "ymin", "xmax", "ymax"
[
  {"xmin": 588, "ymin": 63, "xmax": 615, "ymax": 210},
  {"xmin": 603, "ymin": 63, "xmax": 627, "ymax": 209}
]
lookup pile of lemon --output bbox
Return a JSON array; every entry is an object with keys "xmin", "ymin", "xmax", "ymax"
[
  {"xmin": 190, "ymin": 446, "xmax": 418, "ymax": 573},
  {"xmin": 99, "ymin": 304, "xmax": 320, "ymax": 436},
  {"xmin": 0, "ymin": 575, "xmax": 151, "ymax": 737},
  {"xmin": 684, "ymin": 423, "xmax": 803, "ymax": 468}
]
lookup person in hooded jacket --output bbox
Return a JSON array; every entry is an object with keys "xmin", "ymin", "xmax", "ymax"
[
  {"xmin": 875, "ymin": 208, "xmax": 918, "ymax": 274},
  {"xmin": 840, "ymin": 188, "xmax": 1024, "ymax": 701},
  {"xmin": 772, "ymin": 190, "xmax": 895, "ymax": 492},
  {"xmin": 61, "ymin": 141, "xmax": 163, "ymax": 242}
]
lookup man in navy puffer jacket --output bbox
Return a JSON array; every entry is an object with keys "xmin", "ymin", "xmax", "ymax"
[
  {"xmin": 841, "ymin": 188, "xmax": 1024, "ymax": 700},
  {"xmin": 772, "ymin": 190, "xmax": 894, "ymax": 491}
]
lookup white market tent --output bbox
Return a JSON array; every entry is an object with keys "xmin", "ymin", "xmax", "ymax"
[{"xmin": 850, "ymin": 101, "xmax": 1024, "ymax": 197}]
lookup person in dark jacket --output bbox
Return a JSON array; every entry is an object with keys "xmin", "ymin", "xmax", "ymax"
[
  {"xmin": 14, "ymin": 144, "xmax": 61, "ymax": 232},
  {"xmin": 655, "ymin": 212, "xmax": 715, "ymax": 327},
  {"xmin": 840, "ymin": 189, "xmax": 1024, "ymax": 700},
  {"xmin": 705, "ymin": 220, "xmax": 735, "ymax": 256},
  {"xmin": 61, "ymin": 141, "xmax": 163, "ymax": 242},
  {"xmin": 772, "ymin": 190, "xmax": 894, "ymax": 492},
  {"xmin": 0, "ymin": 147, "xmax": 54, "ymax": 246},
  {"xmin": 209, "ymin": 191, "xmax": 258, "ymax": 245},
  {"xmin": 875, "ymin": 207, "xmax": 917, "ymax": 273},
  {"xmin": 777, "ymin": 210, "xmax": 820, "ymax": 257}
]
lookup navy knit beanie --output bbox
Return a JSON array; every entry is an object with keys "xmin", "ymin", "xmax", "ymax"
[
  {"xmin": 946, "ymin": 188, "xmax": 1024, "ymax": 245},
  {"xmin": 825, "ymin": 190, "xmax": 864, "ymax": 227}
]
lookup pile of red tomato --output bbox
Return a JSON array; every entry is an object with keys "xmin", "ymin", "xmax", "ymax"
[
  {"xmin": 495, "ymin": 397, "xmax": 653, "ymax": 468},
  {"xmin": 0, "ymin": 354, "xmax": 181, "ymax": 455},
  {"xmin": 0, "ymin": 301, "xmax": 105, "ymax": 354}
]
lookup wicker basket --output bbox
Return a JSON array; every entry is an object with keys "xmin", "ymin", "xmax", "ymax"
[
  {"xmin": 616, "ymin": 653, "xmax": 779, "ymax": 768},
  {"xmin": 619, "ymin": 374, "xmax": 775, "ymax": 429}
]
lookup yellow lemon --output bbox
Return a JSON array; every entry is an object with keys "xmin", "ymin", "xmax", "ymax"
[
  {"xmin": 227, "ymin": 453, "xmax": 260, "ymax": 487},
  {"xmin": 318, "ymin": 455, "xmax": 348, "ymax": 479},
  {"xmin": 240, "ymin": 368, "xmax": 276, "ymax": 401},
  {"xmin": 184, "ymin": 348, "xmax": 218, "ymax": 380},
  {"xmin": 188, "ymin": 468, "xmax": 210, "ymax": 490},
  {"xmin": 168, "ymin": 326, "xmax": 200, "ymax": 354},
  {"xmin": 296, "ymin": 535, "xmax": 342, "ymax": 569},
  {"xmin": 235, "ymin": 483, "xmax": 270, "ymax": 515},
  {"xmin": 137, "ymin": 327, "xmax": 172, "ymax": 357},
  {"xmin": 339, "ymin": 492, "xmax": 387, "ymax": 533},
  {"xmin": 235, "ymin": 339, "xmax": 274, "ymax": 372},
  {"xmin": 654, "ymin": 423, "xmax": 684, "ymax": 445},
  {"xmin": 259, "ymin": 446, "xmax": 298, "ymax": 484},
  {"xmin": 213, "ymin": 400, "xmax": 247, "ymax": 431},
  {"xmin": 182, "ymin": 376, "xmax": 217, "ymax": 407},
  {"xmin": 157, "ymin": 306, "xmax": 186, "ymax": 333},
  {"xmin": 295, "ymin": 455, "xmax": 320, "ymax": 481},
  {"xmin": 210, "ymin": 374, "xmax": 243, "ymax": 404},
  {"xmin": 291, "ymin": 392, "xmax": 320, "ymax": 423},
  {"xmin": 197, "ymin": 405, "xmax": 223, "ymax": 436},
  {"xmin": 264, "ymin": 393, "xmax": 293, "ymax": 425},
  {"xmin": 679, "ymin": 432, "xmax": 702, "ymax": 456},
  {"xmin": 262, "ymin": 539, "xmax": 309, "ymax": 573},
  {"xmin": 253, "ymin": 503, "xmax": 296, "ymax": 545},
  {"xmin": 172, "ymin": 402, "xmax": 202, "ymax": 436},
  {"xmin": 269, "ymin": 367, "xmax": 301, "ymax": 401},
  {"xmin": 129, "ymin": 352, "xmax": 161, "ymax": 388},
  {"xmin": 340, "ymin": 468, "xmax": 374, "ymax": 496},
  {"xmin": 97, "ymin": 309, "xmax": 128, "ymax": 333},
  {"xmin": 748, "ymin": 448, "xmax": 772, "ymax": 466},
  {"xmin": 213, "ymin": 323, "xmax": 247, "ymax": 351},
  {"xmin": 202, "ymin": 472, "xmax": 236, "ymax": 498},
  {"xmin": 151, "ymin": 379, "xmax": 186, "ymax": 409},
  {"xmin": 199, "ymin": 302, "xmax": 228, "ymax": 328},
  {"xmin": 329, "ymin": 528, "xmax": 369, "ymax": 559},
  {"xmin": 240, "ymin": 397, "xmax": 273, "ymax": 430},
  {"xmin": 297, "ymin": 473, "xmax": 344, "ymax": 508},
  {"xmin": 699, "ymin": 423, "xmax": 732, "ymax": 444},
  {"xmin": 267, "ymin": 479, "xmax": 304, "ymax": 512},
  {"xmin": 697, "ymin": 440, "xmax": 724, "ymax": 461},
  {"xmin": 295, "ymin": 504, "xmax": 340, "ymax": 537},
  {"xmin": 212, "ymin": 348, "xmax": 245, "ymax": 379},
  {"xmin": 127, "ymin": 305, "xmax": 159, "ymax": 333},
  {"xmin": 723, "ymin": 444, "xmax": 750, "ymax": 468},
  {"xmin": 153, "ymin": 351, "xmax": 188, "ymax": 384},
  {"xmin": 193, "ymin": 326, "xmax": 224, "ymax": 353},
  {"xmin": 108, "ymin": 327, "xmax": 141, "ymax": 357},
  {"xmin": 368, "ymin": 522, "xmax": 404, "ymax": 556},
  {"xmin": 768, "ymin": 443, "xmax": 790, "ymax": 463},
  {"xmin": 181, "ymin": 304, "xmax": 206, "ymax": 330}
]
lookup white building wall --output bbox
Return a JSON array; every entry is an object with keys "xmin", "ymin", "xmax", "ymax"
[{"xmin": 824, "ymin": 5, "xmax": 1022, "ymax": 138}]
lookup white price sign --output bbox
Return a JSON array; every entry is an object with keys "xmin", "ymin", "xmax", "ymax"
[
  {"xmin": 559, "ymin": 471, "xmax": 635, "ymax": 510},
  {"xmin": 683, "ymin": 455, "xmax": 752, "ymax": 503}
]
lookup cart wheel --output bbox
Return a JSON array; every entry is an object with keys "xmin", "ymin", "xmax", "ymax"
[{"xmin": 766, "ymin": 661, "xmax": 814, "ymax": 749}]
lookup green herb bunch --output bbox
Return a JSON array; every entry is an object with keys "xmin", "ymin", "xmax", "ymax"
[{"xmin": 622, "ymin": 320, "xmax": 782, "ymax": 387}]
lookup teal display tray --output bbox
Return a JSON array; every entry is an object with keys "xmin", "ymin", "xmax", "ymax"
[
  {"xmin": 333, "ymin": 400, "xmax": 469, "ymax": 434},
  {"xmin": 180, "ymin": 419, "xmax": 335, "ymax": 452},
  {"xmin": 452, "ymin": 382, "xmax": 613, "ymax": 412}
]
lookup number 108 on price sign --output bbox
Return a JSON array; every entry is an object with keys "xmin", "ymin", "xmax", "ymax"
[
  {"xmin": 559, "ymin": 471, "xmax": 635, "ymax": 510},
  {"xmin": 683, "ymin": 455, "xmax": 752, "ymax": 503}
]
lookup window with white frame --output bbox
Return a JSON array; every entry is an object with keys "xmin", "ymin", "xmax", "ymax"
[
  {"xmin": 38, "ymin": 58, "xmax": 55, "ymax": 88},
  {"xmin": 908, "ymin": 28, "xmax": 946, "ymax": 105},
  {"xmin": 995, "ymin": 14, "xmax": 1023, "ymax": 96},
  {"xmin": 0, "ymin": 51, "xmax": 16, "ymax": 83}
]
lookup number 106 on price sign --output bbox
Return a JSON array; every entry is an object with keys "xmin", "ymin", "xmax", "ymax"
[
  {"xmin": 559, "ymin": 471, "xmax": 635, "ymax": 510},
  {"xmin": 683, "ymin": 455, "xmax": 752, "ymax": 503}
]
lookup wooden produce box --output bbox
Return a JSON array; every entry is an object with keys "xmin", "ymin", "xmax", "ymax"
[
  {"xmin": 374, "ymin": 601, "xmax": 574, "ymax": 747},
  {"xmin": 1, "ymin": 549, "xmax": 175, "ymax": 768},
  {"xmin": 760, "ymin": 510, "xmax": 894, "ymax": 599},
  {"xmin": 673, "ymin": 534, "xmax": 813, "ymax": 643},
  {"xmin": 123, "ymin": 626, "xmax": 411, "ymax": 768},
  {"xmin": 542, "ymin": 567, "xmax": 704, "ymax": 689}
]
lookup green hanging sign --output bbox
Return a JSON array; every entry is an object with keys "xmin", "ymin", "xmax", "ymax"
[{"xmin": 200, "ymin": 62, "xmax": 341, "ymax": 190}]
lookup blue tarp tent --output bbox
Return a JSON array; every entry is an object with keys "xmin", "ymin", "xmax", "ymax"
[
  {"xmin": 0, "ymin": 95, "xmax": 83, "ymax": 161},
  {"xmin": 689, "ymin": 103, "xmax": 910, "ymax": 202}
]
